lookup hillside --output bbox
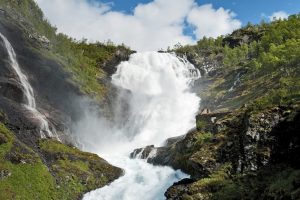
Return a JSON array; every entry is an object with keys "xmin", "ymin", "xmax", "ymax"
[
  {"xmin": 175, "ymin": 15, "xmax": 300, "ymax": 112},
  {"xmin": 0, "ymin": 0, "xmax": 131, "ymax": 199},
  {"xmin": 0, "ymin": 0, "xmax": 300, "ymax": 199},
  {"xmin": 134, "ymin": 15, "xmax": 300, "ymax": 200}
]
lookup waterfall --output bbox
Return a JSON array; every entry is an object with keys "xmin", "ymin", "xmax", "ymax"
[
  {"xmin": 229, "ymin": 72, "xmax": 241, "ymax": 92},
  {"xmin": 77, "ymin": 52, "xmax": 200, "ymax": 200},
  {"xmin": 0, "ymin": 33, "xmax": 57, "ymax": 139},
  {"xmin": 110, "ymin": 52, "xmax": 200, "ymax": 147}
]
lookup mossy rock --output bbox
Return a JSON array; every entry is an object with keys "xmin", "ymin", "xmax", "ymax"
[
  {"xmin": 0, "ymin": 123, "xmax": 58, "ymax": 200},
  {"xmin": 0, "ymin": 123, "xmax": 122, "ymax": 200},
  {"xmin": 38, "ymin": 139, "xmax": 123, "ymax": 199}
]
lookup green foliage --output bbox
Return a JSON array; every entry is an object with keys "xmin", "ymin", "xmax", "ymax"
[
  {"xmin": 196, "ymin": 132, "xmax": 213, "ymax": 145},
  {"xmin": 174, "ymin": 13, "xmax": 300, "ymax": 111},
  {"xmin": 184, "ymin": 164, "xmax": 300, "ymax": 200},
  {"xmin": 0, "ymin": 0, "xmax": 56, "ymax": 38},
  {"xmin": 212, "ymin": 166, "xmax": 300, "ymax": 200},
  {"xmin": 0, "ymin": 0, "xmax": 131, "ymax": 100},
  {"xmin": 0, "ymin": 125, "xmax": 120, "ymax": 200},
  {"xmin": 196, "ymin": 120, "xmax": 207, "ymax": 130},
  {"xmin": 38, "ymin": 139, "xmax": 121, "ymax": 200},
  {"xmin": 0, "ymin": 123, "xmax": 58, "ymax": 200},
  {"xmin": 223, "ymin": 44, "xmax": 249, "ymax": 70},
  {"xmin": 39, "ymin": 138, "xmax": 79, "ymax": 155},
  {"xmin": 50, "ymin": 36, "xmax": 130, "ymax": 98}
]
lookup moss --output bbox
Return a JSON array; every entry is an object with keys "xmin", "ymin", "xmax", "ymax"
[
  {"xmin": 0, "ymin": 124, "xmax": 122, "ymax": 200},
  {"xmin": 0, "ymin": 123, "xmax": 14, "ymax": 157},
  {"xmin": 174, "ymin": 15, "xmax": 300, "ymax": 112},
  {"xmin": 38, "ymin": 139, "xmax": 122, "ymax": 200},
  {"xmin": 196, "ymin": 132, "xmax": 213, "ymax": 145},
  {"xmin": 167, "ymin": 105, "xmax": 300, "ymax": 199},
  {"xmin": 196, "ymin": 120, "xmax": 207, "ymax": 130},
  {"xmin": 0, "ymin": 0, "xmax": 132, "ymax": 100},
  {"xmin": 0, "ymin": 123, "xmax": 59, "ymax": 200},
  {"xmin": 176, "ymin": 164, "xmax": 300, "ymax": 200}
]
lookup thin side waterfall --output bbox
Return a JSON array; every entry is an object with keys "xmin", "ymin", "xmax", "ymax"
[{"xmin": 0, "ymin": 33, "xmax": 57, "ymax": 139}]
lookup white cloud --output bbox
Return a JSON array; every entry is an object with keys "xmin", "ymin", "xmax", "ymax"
[
  {"xmin": 187, "ymin": 4, "xmax": 241, "ymax": 39},
  {"xmin": 269, "ymin": 11, "xmax": 289, "ymax": 21},
  {"xmin": 35, "ymin": 0, "xmax": 241, "ymax": 51}
]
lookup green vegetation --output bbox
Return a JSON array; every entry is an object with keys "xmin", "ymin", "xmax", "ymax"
[
  {"xmin": 0, "ymin": 0, "xmax": 131, "ymax": 100},
  {"xmin": 49, "ymin": 37, "xmax": 131, "ymax": 98},
  {"xmin": 166, "ymin": 104, "xmax": 300, "ymax": 199},
  {"xmin": 0, "ymin": 123, "xmax": 58, "ymax": 200},
  {"xmin": 185, "ymin": 166, "xmax": 300, "ymax": 200},
  {"xmin": 196, "ymin": 132, "xmax": 213, "ymax": 144},
  {"xmin": 196, "ymin": 119, "xmax": 207, "ymax": 130},
  {"xmin": 0, "ymin": 123, "xmax": 122, "ymax": 200},
  {"xmin": 38, "ymin": 139, "xmax": 122, "ymax": 200},
  {"xmin": 174, "ymin": 14, "xmax": 300, "ymax": 111},
  {"xmin": 0, "ymin": 0, "xmax": 55, "ymax": 38}
]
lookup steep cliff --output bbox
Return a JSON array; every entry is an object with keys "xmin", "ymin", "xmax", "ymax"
[
  {"xmin": 164, "ymin": 105, "xmax": 300, "ymax": 200},
  {"xmin": 132, "ymin": 15, "xmax": 300, "ymax": 200},
  {"xmin": 0, "ymin": 0, "xmax": 132, "ymax": 199},
  {"xmin": 175, "ymin": 16, "xmax": 300, "ymax": 112}
]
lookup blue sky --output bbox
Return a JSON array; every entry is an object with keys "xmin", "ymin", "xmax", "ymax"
[
  {"xmin": 36, "ymin": 0, "xmax": 300, "ymax": 51},
  {"xmin": 98, "ymin": 0, "xmax": 299, "ymax": 25}
]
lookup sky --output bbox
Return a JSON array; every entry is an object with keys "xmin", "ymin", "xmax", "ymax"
[{"xmin": 35, "ymin": 0, "xmax": 300, "ymax": 51}]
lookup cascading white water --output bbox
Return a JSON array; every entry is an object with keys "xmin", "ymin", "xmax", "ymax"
[
  {"xmin": 0, "ymin": 33, "xmax": 57, "ymax": 139},
  {"xmin": 76, "ymin": 52, "xmax": 200, "ymax": 200},
  {"xmin": 111, "ymin": 52, "xmax": 200, "ymax": 148}
]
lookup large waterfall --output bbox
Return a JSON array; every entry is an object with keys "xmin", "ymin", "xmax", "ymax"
[
  {"xmin": 78, "ymin": 52, "xmax": 200, "ymax": 200},
  {"xmin": 0, "ymin": 33, "xmax": 57, "ymax": 139}
]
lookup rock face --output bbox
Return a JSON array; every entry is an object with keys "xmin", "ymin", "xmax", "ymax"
[
  {"xmin": 0, "ymin": 122, "xmax": 123, "ymax": 200},
  {"xmin": 0, "ymin": 1, "xmax": 128, "ymax": 199},
  {"xmin": 102, "ymin": 48, "xmax": 136, "ymax": 77},
  {"xmin": 130, "ymin": 145, "xmax": 156, "ymax": 159},
  {"xmin": 132, "ymin": 105, "xmax": 300, "ymax": 199},
  {"xmin": 163, "ymin": 105, "xmax": 300, "ymax": 199},
  {"xmin": 0, "ymin": 1, "xmax": 133, "ymax": 146},
  {"xmin": 222, "ymin": 26, "xmax": 264, "ymax": 48},
  {"xmin": 0, "ymin": 12, "xmax": 80, "ymax": 145}
]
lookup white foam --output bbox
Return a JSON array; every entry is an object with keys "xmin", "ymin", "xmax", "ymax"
[{"xmin": 76, "ymin": 52, "xmax": 200, "ymax": 200}]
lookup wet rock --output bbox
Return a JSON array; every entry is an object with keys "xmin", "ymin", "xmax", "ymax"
[
  {"xmin": 165, "ymin": 135, "xmax": 185, "ymax": 146},
  {"xmin": 162, "ymin": 105, "xmax": 300, "ymax": 199},
  {"xmin": 0, "ymin": 78, "xmax": 24, "ymax": 103},
  {"xmin": 165, "ymin": 180, "xmax": 194, "ymax": 200},
  {"xmin": 135, "ymin": 105, "xmax": 300, "ymax": 189},
  {"xmin": 130, "ymin": 145, "xmax": 155, "ymax": 159},
  {"xmin": 102, "ymin": 48, "xmax": 135, "ymax": 76},
  {"xmin": 0, "ymin": 169, "xmax": 11, "ymax": 180}
]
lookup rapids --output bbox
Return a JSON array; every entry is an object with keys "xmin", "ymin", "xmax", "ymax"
[{"xmin": 78, "ymin": 52, "xmax": 201, "ymax": 200}]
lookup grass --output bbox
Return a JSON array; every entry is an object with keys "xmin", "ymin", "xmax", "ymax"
[
  {"xmin": 0, "ymin": 123, "xmax": 59, "ymax": 200},
  {"xmin": 0, "ymin": 124, "xmax": 122, "ymax": 200},
  {"xmin": 196, "ymin": 120, "xmax": 207, "ymax": 130},
  {"xmin": 196, "ymin": 132, "xmax": 213, "ymax": 145},
  {"xmin": 0, "ymin": 0, "xmax": 132, "ymax": 100},
  {"xmin": 180, "ymin": 162, "xmax": 300, "ymax": 200},
  {"xmin": 38, "ymin": 139, "xmax": 122, "ymax": 200}
]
